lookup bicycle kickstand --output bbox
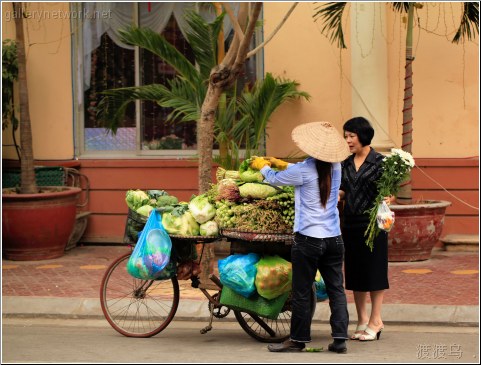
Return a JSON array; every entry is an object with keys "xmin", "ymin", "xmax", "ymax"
[
  {"xmin": 200, "ymin": 274, "xmax": 223, "ymax": 335},
  {"xmin": 200, "ymin": 304, "xmax": 214, "ymax": 334}
]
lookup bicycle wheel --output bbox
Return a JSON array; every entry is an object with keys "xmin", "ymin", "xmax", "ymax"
[
  {"xmin": 234, "ymin": 285, "xmax": 316, "ymax": 343},
  {"xmin": 100, "ymin": 253, "xmax": 180, "ymax": 338}
]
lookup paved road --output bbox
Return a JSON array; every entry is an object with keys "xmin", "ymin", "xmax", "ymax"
[{"xmin": 2, "ymin": 318, "xmax": 479, "ymax": 363}]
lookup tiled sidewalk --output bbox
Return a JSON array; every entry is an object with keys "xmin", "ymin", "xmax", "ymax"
[{"xmin": 2, "ymin": 244, "xmax": 479, "ymax": 306}]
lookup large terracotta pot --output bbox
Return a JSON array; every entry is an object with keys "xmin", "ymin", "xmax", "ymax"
[
  {"xmin": 2, "ymin": 186, "xmax": 82, "ymax": 260},
  {"xmin": 388, "ymin": 200, "xmax": 451, "ymax": 262}
]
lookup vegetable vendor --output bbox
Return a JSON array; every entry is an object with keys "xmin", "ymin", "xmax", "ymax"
[{"xmin": 250, "ymin": 121, "xmax": 351, "ymax": 354}]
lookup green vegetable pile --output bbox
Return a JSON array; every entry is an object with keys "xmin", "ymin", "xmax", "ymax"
[
  {"xmin": 124, "ymin": 188, "xmax": 220, "ymax": 238},
  {"xmin": 125, "ymin": 189, "xmax": 178, "ymax": 217},
  {"xmin": 211, "ymin": 165, "xmax": 295, "ymax": 234}
]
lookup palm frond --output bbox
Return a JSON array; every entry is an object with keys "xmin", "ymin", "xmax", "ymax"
[
  {"xmin": 160, "ymin": 77, "xmax": 202, "ymax": 123},
  {"xmin": 313, "ymin": 2, "xmax": 348, "ymax": 49},
  {"xmin": 119, "ymin": 26, "xmax": 201, "ymax": 87},
  {"xmin": 97, "ymin": 84, "xmax": 172, "ymax": 134},
  {"xmin": 235, "ymin": 73, "xmax": 310, "ymax": 148},
  {"xmin": 213, "ymin": 139, "xmax": 241, "ymax": 170},
  {"xmin": 184, "ymin": 11, "xmax": 225, "ymax": 80},
  {"xmin": 391, "ymin": 2, "xmax": 410, "ymax": 13},
  {"xmin": 452, "ymin": 2, "xmax": 479, "ymax": 44}
]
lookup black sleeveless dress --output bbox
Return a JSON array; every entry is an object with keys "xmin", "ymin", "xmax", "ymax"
[{"xmin": 341, "ymin": 148, "xmax": 389, "ymax": 292}]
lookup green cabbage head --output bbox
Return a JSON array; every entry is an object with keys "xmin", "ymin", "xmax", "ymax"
[
  {"xmin": 162, "ymin": 211, "xmax": 200, "ymax": 236},
  {"xmin": 200, "ymin": 220, "xmax": 219, "ymax": 237},
  {"xmin": 126, "ymin": 189, "xmax": 150, "ymax": 210},
  {"xmin": 239, "ymin": 159, "xmax": 264, "ymax": 182},
  {"xmin": 239, "ymin": 183, "xmax": 278, "ymax": 199},
  {"xmin": 188, "ymin": 194, "xmax": 216, "ymax": 224},
  {"xmin": 136, "ymin": 205, "xmax": 154, "ymax": 217}
]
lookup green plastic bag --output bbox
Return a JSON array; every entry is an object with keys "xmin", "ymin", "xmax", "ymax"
[{"xmin": 255, "ymin": 255, "xmax": 292, "ymax": 300}]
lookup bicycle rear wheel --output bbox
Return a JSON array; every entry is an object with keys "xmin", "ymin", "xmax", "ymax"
[
  {"xmin": 234, "ymin": 285, "xmax": 316, "ymax": 343},
  {"xmin": 100, "ymin": 253, "xmax": 180, "ymax": 337}
]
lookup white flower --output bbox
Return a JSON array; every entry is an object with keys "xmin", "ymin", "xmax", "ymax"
[{"xmin": 391, "ymin": 148, "xmax": 415, "ymax": 168}]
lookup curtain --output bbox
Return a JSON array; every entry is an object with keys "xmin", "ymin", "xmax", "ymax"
[{"xmin": 82, "ymin": 2, "xmax": 239, "ymax": 89}]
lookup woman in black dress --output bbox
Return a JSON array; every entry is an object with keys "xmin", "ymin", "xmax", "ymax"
[{"xmin": 339, "ymin": 117, "xmax": 393, "ymax": 342}]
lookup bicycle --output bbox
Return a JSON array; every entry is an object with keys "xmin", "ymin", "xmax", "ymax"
[{"xmin": 100, "ymin": 223, "xmax": 317, "ymax": 342}]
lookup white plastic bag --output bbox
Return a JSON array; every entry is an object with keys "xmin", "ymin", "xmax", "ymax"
[{"xmin": 376, "ymin": 201, "xmax": 395, "ymax": 232}]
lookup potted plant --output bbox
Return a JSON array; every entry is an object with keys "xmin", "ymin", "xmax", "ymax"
[
  {"xmin": 2, "ymin": 3, "xmax": 81, "ymax": 260},
  {"xmin": 313, "ymin": 2, "xmax": 478, "ymax": 261}
]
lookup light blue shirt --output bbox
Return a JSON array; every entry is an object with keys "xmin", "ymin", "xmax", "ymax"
[{"xmin": 260, "ymin": 158, "xmax": 342, "ymax": 238}]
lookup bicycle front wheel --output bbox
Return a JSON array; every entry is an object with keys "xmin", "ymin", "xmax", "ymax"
[{"xmin": 100, "ymin": 253, "xmax": 180, "ymax": 337}]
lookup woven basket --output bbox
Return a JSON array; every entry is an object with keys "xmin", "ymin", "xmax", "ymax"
[
  {"xmin": 2, "ymin": 166, "xmax": 66, "ymax": 188},
  {"xmin": 220, "ymin": 286, "xmax": 289, "ymax": 320},
  {"xmin": 221, "ymin": 228, "xmax": 293, "ymax": 243},
  {"xmin": 123, "ymin": 208, "xmax": 148, "ymax": 244}
]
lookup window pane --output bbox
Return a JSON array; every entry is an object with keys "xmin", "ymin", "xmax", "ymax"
[
  {"xmin": 139, "ymin": 14, "xmax": 197, "ymax": 151},
  {"xmin": 84, "ymin": 33, "xmax": 136, "ymax": 151}
]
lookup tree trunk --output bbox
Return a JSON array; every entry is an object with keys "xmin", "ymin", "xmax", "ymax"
[
  {"xmin": 198, "ymin": 83, "xmax": 223, "ymax": 193},
  {"xmin": 14, "ymin": 2, "xmax": 37, "ymax": 194},
  {"xmin": 197, "ymin": 3, "xmax": 262, "ymax": 193},
  {"xmin": 397, "ymin": 3, "xmax": 414, "ymax": 204}
]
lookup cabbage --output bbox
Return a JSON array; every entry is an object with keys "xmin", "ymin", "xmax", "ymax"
[
  {"xmin": 239, "ymin": 183, "xmax": 278, "ymax": 199},
  {"xmin": 239, "ymin": 170, "xmax": 264, "ymax": 183},
  {"xmin": 136, "ymin": 205, "xmax": 154, "ymax": 217},
  {"xmin": 188, "ymin": 194, "xmax": 216, "ymax": 224},
  {"xmin": 126, "ymin": 190, "xmax": 150, "ymax": 210},
  {"xmin": 162, "ymin": 211, "xmax": 200, "ymax": 236},
  {"xmin": 239, "ymin": 160, "xmax": 264, "ymax": 182},
  {"xmin": 200, "ymin": 220, "xmax": 219, "ymax": 236}
]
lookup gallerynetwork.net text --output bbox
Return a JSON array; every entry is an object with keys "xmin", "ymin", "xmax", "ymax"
[{"xmin": 5, "ymin": 9, "xmax": 112, "ymax": 22}]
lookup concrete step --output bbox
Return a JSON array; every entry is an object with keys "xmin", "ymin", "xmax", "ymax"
[{"xmin": 440, "ymin": 234, "xmax": 479, "ymax": 252}]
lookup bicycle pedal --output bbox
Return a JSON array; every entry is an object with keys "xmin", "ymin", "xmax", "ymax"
[{"xmin": 200, "ymin": 325, "xmax": 212, "ymax": 334}]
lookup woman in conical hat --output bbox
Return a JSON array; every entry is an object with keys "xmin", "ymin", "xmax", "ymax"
[{"xmin": 250, "ymin": 121, "xmax": 350, "ymax": 354}]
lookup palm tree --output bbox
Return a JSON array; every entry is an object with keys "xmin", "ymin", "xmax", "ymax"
[
  {"xmin": 12, "ymin": 2, "xmax": 37, "ymax": 194},
  {"xmin": 313, "ymin": 2, "xmax": 479, "ymax": 204},
  {"xmin": 98, "ymin": 8, "xmax": 308, "ymax": 186}
]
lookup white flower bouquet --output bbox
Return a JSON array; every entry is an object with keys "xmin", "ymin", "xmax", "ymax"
[{"xmin": 364, "ymin": 149, "xmax": 415, "ymax": 251}]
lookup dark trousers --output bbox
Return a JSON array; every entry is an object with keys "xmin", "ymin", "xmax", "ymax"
[{"xmin": 290, "ymin": 233, "xmax": 349, "ymax": 342}]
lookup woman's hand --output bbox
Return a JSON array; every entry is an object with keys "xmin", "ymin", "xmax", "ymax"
[
  {"xmin": 250, "ymin": 157, "xmax": 271, "ymax": 170},
  {"xmin": 384, "ymin": 195, "xmax": 395, "ymax": 205},
  {"xmin": 265, "ymin": 157, "xmax": 289, "ymax": 170}
]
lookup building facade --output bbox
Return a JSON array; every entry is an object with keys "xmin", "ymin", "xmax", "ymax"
[{"xmin": 2, "ymin": 2, "xmax": 479, "ymax": 243}]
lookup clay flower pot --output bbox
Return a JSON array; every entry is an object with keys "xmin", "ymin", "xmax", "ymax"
[
  {"xmin": 2, "ymin": 186, "xmax": 82, "ymax": 260},
  {"xmin": 388, "ymin": 200, "xmax": 451, "ymax": 262}
]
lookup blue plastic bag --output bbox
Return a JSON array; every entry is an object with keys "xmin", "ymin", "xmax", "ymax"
[
  {"xmin": 126, "ymin": 210, "xmax": 172, "ymax": 280},
  {"xmin": 315, "ymin": 277, "xmax": 328, "ymax": 302},
  {"xmin": 218, "ymin": 253, "xmax": 260, "ymax": 298}
]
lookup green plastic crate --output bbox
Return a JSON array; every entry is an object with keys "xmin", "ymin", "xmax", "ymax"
[
  {"xmin": 2, "ymin": 166, "xmax": 66, "ymax": 188},
  {"xmin": 220, "ymin": 286, "xmax": 289, "ymax": 320}
]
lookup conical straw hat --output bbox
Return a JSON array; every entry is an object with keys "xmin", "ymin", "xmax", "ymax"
[{"xmin": 291, "ymin": 121, "xmax": 350, "ymax": 162}]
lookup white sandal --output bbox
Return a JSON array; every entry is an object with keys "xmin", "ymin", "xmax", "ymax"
[
  {"xmin": 350, "ymin": 323, "xmax": 368, "ymax": 340},
  {"xmin": 359, "ymin": 326, "xmax": 384, "ymax": 341}
]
